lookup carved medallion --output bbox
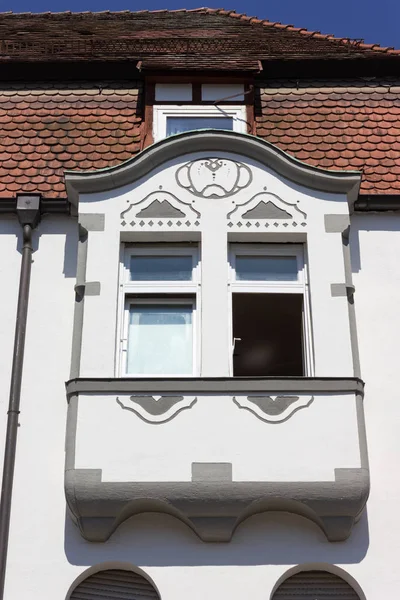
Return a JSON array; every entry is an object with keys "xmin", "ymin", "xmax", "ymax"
[{"xmin": 176, "ymin": 158, "xmax": 252, "ymax": 198}]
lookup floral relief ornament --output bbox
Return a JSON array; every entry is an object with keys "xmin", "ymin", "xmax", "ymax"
[
  {"xmin": 233, "ymin": 395, "xmax": 314, "ymax": 423},
  {"xmin": 117, "ymin": 395, "xmax": 197, "ymax": 424},
  {"xmin": 176, "ymin": 158, "xmax": 252, "ymax": 198}
]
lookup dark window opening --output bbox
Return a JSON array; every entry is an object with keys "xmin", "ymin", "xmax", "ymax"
[{"xmin": 232, "ymin": 293, "xmax": 304, "ymax": 377}]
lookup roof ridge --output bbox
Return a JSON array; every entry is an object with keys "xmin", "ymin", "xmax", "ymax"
[
  {"xmin": 205, "ymin": 7, "xmax": 400, "ymax": 55},
  {"xmin": 0, "ymin": 7, "xmax": 398, "ymax": 55}
]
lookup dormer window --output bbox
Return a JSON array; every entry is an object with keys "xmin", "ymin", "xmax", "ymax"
[
  {"xmin": 149, "ymin": 81, "xmax": 249, "ymax": 142},
  {"xmin": 154, "ymin": 104, "xmax": 246, "ymax": 141}
]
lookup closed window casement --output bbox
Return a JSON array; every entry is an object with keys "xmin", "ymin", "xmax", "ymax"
[
  {"xmin": 69, "ymin": 569, "xmax": 159, "ymax": 600},
  {"xmin": 154, "ymin": 104, "xmax": 247, "ymax": 141},
  {"xmin": 272, "ymin": 570, "xmax": 361, "ymax": 599},
  {"xmin": 119, "ymin": 245, "xmax": 200, "ymax": 377}
]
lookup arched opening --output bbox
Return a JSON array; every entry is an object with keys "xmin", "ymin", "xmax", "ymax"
[
  {"xmin": 271, "ymin": 569, "xmax": 361, "ymax": 599},
  {"xmin": 69, "ymin": 568, "xmax": 160, "ymax": 599}
]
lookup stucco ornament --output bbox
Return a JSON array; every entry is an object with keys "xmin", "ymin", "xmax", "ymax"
[
  {"xmin": 233, "ymin": 395, "xmax": 314, "ymax": 423},
  {"xmin": 117, "ymin": 395, "xmax": 197, "ymax": 424},
  {"xmin": 176, "ymin": 158, "xmax": 252, "ymax": 198},
  {"xmin": 227, "ymin": 190, "xmax": 307, "ymax": 220}
]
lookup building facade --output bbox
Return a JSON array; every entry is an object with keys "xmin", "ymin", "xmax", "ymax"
[{"xmin": 0, "ymin": 8, "xmax": 400, "ymax": 599}]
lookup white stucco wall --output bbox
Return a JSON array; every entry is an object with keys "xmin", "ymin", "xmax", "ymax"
[
  {"xmin": 0, "ymin": 203, "xmax": 400, "ymax": 598},
  {"xmin": 0, "ymin": 215, "xmax": 78, "ymax": 599},
  {"xmin": 75, "ymin": 392, "xmax": 360, "ymax": 482}
]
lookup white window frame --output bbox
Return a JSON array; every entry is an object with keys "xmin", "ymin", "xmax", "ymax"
[
  {"xmin": 228, "ymin": 243, "xmax": 314, "ymax": 377},
  {"xmin": 117, "ymin": 245, "xmax": 201, "ymax": 377},
  {"xmin": 153, "ymin": 104, "xmax": 247, "ymax": 142},
  {"xmin": 123, "ymin": 297, "xmax": 197, "ymax": 378}
]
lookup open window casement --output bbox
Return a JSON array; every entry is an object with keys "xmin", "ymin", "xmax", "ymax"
[{"xmin": 229, "ymin": 244, "xmax": 313, "ymax": 377}]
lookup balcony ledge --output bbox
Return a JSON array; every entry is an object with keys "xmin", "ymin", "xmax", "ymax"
[
  {"xmin": 66, "ymin": 376, "xmax": 364, "ymax": 397},
  {"xmin": 65, "ymin": 377, "xmax": 368, "ymax": 543}
]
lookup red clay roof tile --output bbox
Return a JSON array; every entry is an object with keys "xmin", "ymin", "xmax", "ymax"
[
  {"xmin": 0, "ymin": 81, "xmax": 142, "ymax": 198},
  {"xmin": 256, "ymin": 78, "xmax": 400, "ymax": 194}
]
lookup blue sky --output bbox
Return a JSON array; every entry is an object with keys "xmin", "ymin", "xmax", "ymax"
[{"xmin": 1, "ymin": 0, "xmax": 399, "ymax": 50}]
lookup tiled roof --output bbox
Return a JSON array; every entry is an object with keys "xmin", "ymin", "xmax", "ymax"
[
  {"xmin": 0, "ymin": 8, "xmax": 398, "ymax": 65},
  {"xmin": 0, "ymin": 10, "xmax": 399, "ymax": 199},
  {"xmin": 0, "ymin": 78, "xmax": 399, "ymax": 198},
  {"xmin": 0, "ymin": 82, "xmax": 141, "ymax": 197},
  {"xmin": 139, "ymin": 55, "xmax": 261, "ymax": 71},
  {"xmin": 0, "ymin": 78, "xmax": 398, "ymax": 198},
  {"xmin": 256, "ymin": 78, "xmax": 400, "ymax": 194}
]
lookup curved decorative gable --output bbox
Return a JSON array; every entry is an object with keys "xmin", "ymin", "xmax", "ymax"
[{"xmin": 65, "ymin": 130, "xmax": 361, "ymax": 212}]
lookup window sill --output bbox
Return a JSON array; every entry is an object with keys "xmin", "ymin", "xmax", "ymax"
[{"xmin": 66, "ymin": 376, "xmax": 364, "ymax": 397}]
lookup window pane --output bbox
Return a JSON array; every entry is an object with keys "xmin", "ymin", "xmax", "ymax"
[
  {"xmin": 166, "ymin": 116, "xmax": 233, "ymax": 136},
  {"xmin": 130, "ymin": 256, "xmax": 193, "ymax": 281},
  {"xmin": 235, "ymin": 256, "xmax": 298, "ymax": 281},
  {"xmin": 232, "ymin": 293, "xmax": 304, "ymax": 376},
  {"xmin": 127, "ymin": 304, "xmax": 193, "ymax": 375}
]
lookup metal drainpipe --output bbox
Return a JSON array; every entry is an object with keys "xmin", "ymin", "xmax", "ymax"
[{"xmin": 0, "ymin": 194, "xmax": 41, "ymax": 600}]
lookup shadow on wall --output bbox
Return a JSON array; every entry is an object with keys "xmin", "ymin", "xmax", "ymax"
[
  {"xmin": 64, "ymin": 508, "xmax": 369, "ymax": 567},
  {"xmin": 36, "ymin": 214, "xmax": 78, "ymax": 278},
  {"xmin": 350, "ymin": 213, "xmax": 400, "ymax": 273},
  {"xmin": 0, "ymin": 213, "xmax": 78, "ymax": 279}
]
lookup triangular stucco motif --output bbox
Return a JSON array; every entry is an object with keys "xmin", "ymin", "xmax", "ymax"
[{"xmin": 242, "ymin": 200, "xmax": 292, "ymax": 220}]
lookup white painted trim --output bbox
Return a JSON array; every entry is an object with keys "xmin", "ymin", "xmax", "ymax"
[
  {"xmin": 115, "ymin": 244, "xmax": 128, "ymax": 377},
  {"xmin": 153, "ymin": 105, "xmax": 247, "ymax": 142},
  {"xmin": 302, "ymin": 243, "xmax": 315, "ymax": 377}
]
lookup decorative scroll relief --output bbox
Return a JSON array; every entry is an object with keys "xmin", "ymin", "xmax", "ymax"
[
  {"xmin": 120, "ymin": 190, "xmax": 200, "ymax": 229},
  {"xmin": 117, "ymin": 395, "xmax": 197, "ymax": 424},
  {"xmin": 227, "ymin": 191, "xmax": 307, "ymax": 231},
  {"xmin": 176, "ymin": 158, "xmax": 252, "ymax": 198},
  {"xmin": 233, "ymin": 395, "xmax": 314, "ymax": 423},
  {"xmin": 136, "ymin": 200, "xmax": 185, "ymax": 219}
]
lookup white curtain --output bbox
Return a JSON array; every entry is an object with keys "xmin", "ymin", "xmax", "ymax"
[
  {"xmin": 166, "ymin": 116, "xmax": 233, "ymax": 136},
  {"xmin": 127, "ymin": 304, "xmax": 193, "ymax": 375}
]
